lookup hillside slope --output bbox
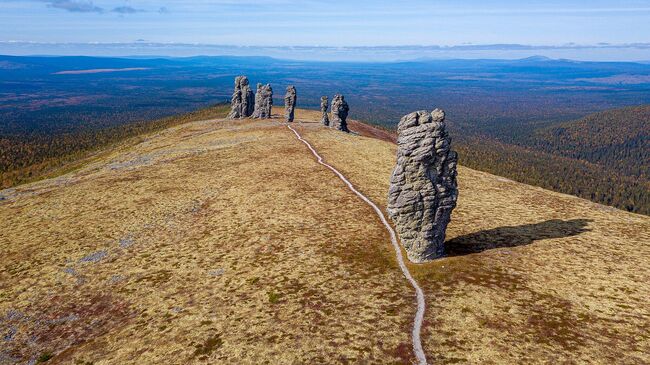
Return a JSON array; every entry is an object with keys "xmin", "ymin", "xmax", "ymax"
[
  {"xmin": 448, "ymin": 104, "xmax": 650, "ymax": 215},
  {"xmin": 1, "ymin": 110, "xmax": 649, "ymax": 364},
  {"xmin": 528, "ymin": 104, "xmax": 650, "ymax": 178}
]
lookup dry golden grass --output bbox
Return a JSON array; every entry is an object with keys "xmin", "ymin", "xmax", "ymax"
[{"xmin": 1, "ymin": 108, "xmax": 648, "ymax": 364}]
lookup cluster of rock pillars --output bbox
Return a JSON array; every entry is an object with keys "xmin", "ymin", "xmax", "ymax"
[
  {"xmin": 228, "ymin": 75, "xmax": 350, "ymax": 132},
  {"xmin": 227, "ymin": 75, "xmax": 458, "ymax": 263}
]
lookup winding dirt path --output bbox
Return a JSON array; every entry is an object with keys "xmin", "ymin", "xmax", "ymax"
[{"xmin": 287, "ymin": 124, "xmax": 428, "ymax": 365}]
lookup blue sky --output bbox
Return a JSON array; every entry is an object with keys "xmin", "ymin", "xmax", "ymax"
[{"xmin": 1, "ymin": 0, "xmax": 649, "ymax": 59}]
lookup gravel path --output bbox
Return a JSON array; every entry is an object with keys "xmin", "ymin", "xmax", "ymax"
[{"xmin": 287, "ymin": 124, "xmax": 428, "ymax": 365}]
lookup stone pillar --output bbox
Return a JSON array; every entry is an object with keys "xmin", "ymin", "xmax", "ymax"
[
  {"xmin": 331, "ymin": 94, "xmax": 349, "ymax": 132},
  {"xmin": 252, "ymin": 83, "xmax": 273, "ymax": 119},
  {"xmin": 387, "ymin": 109, "xmax": 458, "ymax": 262},
  {"xmin": 243, "ymin": 79, "xmax": 254, "ymax": 117},
  {"xmin": 320, "ymin": 96, "xmax": 330, "ymax": 126},
  {"xmin": 228, "ymin": 76, "xmax": 254, "ymax": 119},
  {"xmin": 284, "ymin": 86, "xmax": 297, "ymax": 122}
]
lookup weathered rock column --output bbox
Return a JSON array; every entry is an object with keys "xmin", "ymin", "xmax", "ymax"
[
  {"xmin": 227, "ymin": 76, "xmax": 254, "ymax": 119},
  {"xmin": 252, "ymin": 83, "xmax": 273, "ymax": 119},
  {"xmin": 320, "ymin": 96, "xmax": 330, "ymax": 126},
  {"xmin": 284, "ymin": 86, "xmax": 297, "ymax": 122},
  {"xmin": 387, "ymin": 109, "xmax": 459, "ymax": 263},
  {"xmin": 331, "ymin": 94, "xmax": 349, "ymax": 132},
  {"xmin": 243, "ymin": 79, "xmax": 254, "ymax": 117}
]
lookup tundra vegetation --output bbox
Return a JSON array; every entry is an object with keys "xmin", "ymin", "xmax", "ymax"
[{"xmin": 1, "ymin": 109, "xmax": 648, "ymax": 364}]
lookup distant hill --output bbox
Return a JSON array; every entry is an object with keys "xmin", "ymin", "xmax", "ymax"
[
  {"xmin": 450, "ymin": 104, "xmax": 650, "ymax": 215},
  {"xmin": 527, "ymin": 105, "xmax": 650, "ymax": 178},
  {"xmin": 456, "ymin": 136, "xmax": 649, "ymax": 215}
]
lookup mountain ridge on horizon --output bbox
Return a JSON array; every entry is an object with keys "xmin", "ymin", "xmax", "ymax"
[
  {"xmin": 2, "ymin": 41, "xmax": 650, "ymax": 62},
  {"xmin": 3, "ymin": 53, "xmax": 650, "ymax": 66}
]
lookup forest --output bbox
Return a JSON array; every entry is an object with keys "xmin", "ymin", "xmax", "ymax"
[
  {"xmin": 0, "ymin": 104, "xmax": 230, "ymax": 189},
  {"xmin": 450, "ymin": 104, "xmax": 650, "ymax": 214},
  {"xmin": 1, "ymin": 55, "xmax": 648, "ymax": 214},
  {"xmin": 455, "ymin": 136, "xmax": 649, "ymax": 215},
  {"xmin": 523, "ymin": 105, "xmax": 649, "ymax": 179}
]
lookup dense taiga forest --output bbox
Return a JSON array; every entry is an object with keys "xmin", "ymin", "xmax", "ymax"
[
  {"xmin": 524, "ymin": 105, "xmax": 649, "ymax": 179},
  {"xmin": 1, "ymin": 55, "xmax": 648, "ymax": 213},
  {"xmin": 0, "ymin": 105, "xmax": 230, "ymax": 189},
  {"xmin": 452, "ymin": 105, "xmax": 650, "ymax": 214}
]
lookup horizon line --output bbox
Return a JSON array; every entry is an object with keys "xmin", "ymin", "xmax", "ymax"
[
  {"xmin": 2, "ymin": 41, "xmax": 650, "ymax": 49},
  {"xmin": 3, "ymin": 41, "xmax": 650, "ymax": 63},
  {"xmin": 3, "ymin": 54, "xmax": 650, "ymax": 65}
]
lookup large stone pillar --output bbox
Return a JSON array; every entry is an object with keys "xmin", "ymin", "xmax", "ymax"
[
  {"xmin": 284, "ymin": 86, "xmax": 297, "ymax": 122},
  {"xmin": 387, "ymin": 109, "xmax": 459, "ymax": 262},
  {"xmin": 331, "ymin": 94, "xmax": 349, "ymax": 132},
  {"xmin": 252, "ymin": 83, "xmax": 273, "ymax": 119},
  {"xmin": 320, "ymin": 96, "xmax": 330, "ymax": 126},
  {"xmin": 227, "ymin": 76, "xmax": 254, "ymax": 119}
]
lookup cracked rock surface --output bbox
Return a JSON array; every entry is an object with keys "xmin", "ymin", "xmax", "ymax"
[
  {"xmin": 320, "ymin": 96, "xmax": 330, "ymax": 126},
  {"xmin": 284, "ymin": 86, "xmax": 297, "ymax": 122},
  {"xmin": 227, "ymin": 76, "xmax": 254, "ymax": 119},
  {"xmin": 387, "ymin": 109, "xmax": 459, "ymax": 263},
  {"xmin": 331, "ymin": 94, "xmax": 349, "ymax": 132},
  {"xmin": 252, "ymin": 83, "xmax": 273, "ymax": 119}
]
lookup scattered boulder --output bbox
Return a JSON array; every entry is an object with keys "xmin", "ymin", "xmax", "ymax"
[
  {"xmin": 331, "ymin": 94, "xmax": 349, "ymax": 132},
  {"xmin": 387, "ymin": 109, "xmax": 458, "ymax": 263},
  {"xmin": 252, "ymin": 83, "xmax": 273, "ymax": 119},
  {"xmin": 284, "ymin": 86, "xmax": 297, "ymax": 122},
  {"xmin": 320, "ymin": 96, "xmax": 330, "ymax": 126},
  {"xmin": 227, "ymin": 76, "xmax": 254, "ymax": 119}
]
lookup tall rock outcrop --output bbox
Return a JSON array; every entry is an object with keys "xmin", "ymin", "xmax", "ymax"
[
  {"xmin": 284, "ymin": 86, "xmax": 297, "ymax": 122},
  {"xmin": 227, "ymin": 76, "xmax": 254, "ymax": 119},
  {"xmin": 320, "ymin": 96, "xmax": 330, "ymax": 126},
  {"xmin": 387, "ymin": 109, "xmax": 458, "ymax": 263},
  {"xmin": 252, "ymin": 83, "xmax": 273, "ymax": 119},
  {"xmin": 331, "ymin": 94, "xmax": 349, "ymax": 132}
]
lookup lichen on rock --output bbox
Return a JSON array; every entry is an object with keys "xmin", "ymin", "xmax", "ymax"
[{"xmin": 387, "ymin": 109, "xmax": 458, "ymax": 262}]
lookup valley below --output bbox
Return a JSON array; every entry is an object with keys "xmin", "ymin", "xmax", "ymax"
[{"xmin": 1, "ymin": 110, "xmax": 649, "ymax": 364}]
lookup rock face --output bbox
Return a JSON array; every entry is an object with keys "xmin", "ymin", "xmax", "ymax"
[
  {"xmin": 331, "ymin": 94, "xmax": 349, "ymax": 132},
  {"xmin": 252, "ymin": 83, "xmax": 273, "ymax": 119},
  {"xmin": 320, "ymin": 96, "xmax": 330, "ymax": 126},
  {"xmin": 387, "ymin": 109, "xmax": 459, "ymax": 263},
  {"xmin": 227, "ymin": 76, "xmax": 255, "ymax": 119},
  {"xmin": 284, "ymin": 86, "xmax": 297, "ymax": 122}
]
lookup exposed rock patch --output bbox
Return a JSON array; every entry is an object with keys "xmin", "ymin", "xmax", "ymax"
[
  {"xmin": 284, "ymin": 86, "xmax": 297, "ymax": 122},
  {"xmin": 252, "ymin": 83, "xmax": 273, "ymax": 119},
  {"xmin": 331, "ymin": 94, "xmax": 349, "ymax": 132},
  {"xmin": 227, "ymin": 76, "xmax": 254, "ymax": 119},
  {"xmin": 320, "ymin": 96, "xmax": 330, "ymax": 126},
  {"xmin": 387, "ymin": 109, "xmax": 458, "ymax": 263}
]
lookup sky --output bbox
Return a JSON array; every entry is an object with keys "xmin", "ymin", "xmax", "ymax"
[{"xmin": 1, "ymin": 0, "xmax": 649, "ymax": 60}]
